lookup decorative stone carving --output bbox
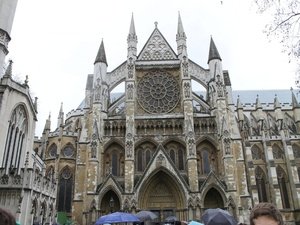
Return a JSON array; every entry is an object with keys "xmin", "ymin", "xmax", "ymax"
[
  {"xmin": 137, "ymin": 70, "xmax": 180, "ymax": 113},
  {"xmin": 184, "ymin": 82, "xmax": 190, "ymax": 98},
  {"xmin": 138, "ymin": 30, "xmax": 176, "ymax": 61},
  {"xmin": 216, "ymin": 75, "xmax": 224, "ymax": 97},
  {"xmin": 126, "ymin": 139, "xmax": 133, "ymax": 158},
  {"xmin": 127, "ymin": 57, "xmax": 134, "ymax": 79},
  {"xmin": 127, "ymin": 83, "xmax": 134, "ymax": 100},
  {"xmin": 182, "ymin": 56, "xmax": 189, "ymax": 77}
]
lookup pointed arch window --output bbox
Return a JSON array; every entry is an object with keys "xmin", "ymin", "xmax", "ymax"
[
  {"xmin": 145, "ymin": 149, "xmax": 151, "ymax": 166},
  {"xmin": 251, "ymin": 145, "xmax": 264, "ymax": 160},
  {"xmin": 276, "ymin": 166, "xmax": 290, "ymax": 208},
  {"xmin": 58, "ymin": 167, "xmax": 73, "ymax": 212},
  {"xmin": 178, "ymin": 148, "xmax": 184, "ymax": 170},
  {"xmin": 272, "ymin": 144, "xmax": 284, "ymax": 159},
  {"xmin": 170, "ymin": 149, "xmax": 175, "ymax": 163},
  {"xmin": 292, "ymin": 144, "xmax": 300, "ymax": 159},
  {"xmin": 203, "ymin": 150, "xmax": 211, "ymax": 174},
  {"xmin": 3, "ymin": 105, "xmax": 28, "ymax": 171},
  {"xmin": 255, "ymin": 167, "xmax": 268, "ymax": 202},
  {"xmin": 137, "ymin": 150, "xmax": 143, "ymax": 172},
  {"xmin": 135, "ymin": 143, "xmax": 155, "ymax": 172},
  {"xmin": 49, "ymin": 143, "xmax": 57, "ymax": 158},
  {"xmin": 112, "ymin": 153, "xmax": 118, "ymax": 176}
]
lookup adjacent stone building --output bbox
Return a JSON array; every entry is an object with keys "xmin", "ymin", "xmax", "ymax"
[
  {"xmin": 0, "ymin": 1, "xmax": 57, "ymax": 224},
  {"xmin": 34, "ymin": 14, "xmax": 300, "ymax": 225}
]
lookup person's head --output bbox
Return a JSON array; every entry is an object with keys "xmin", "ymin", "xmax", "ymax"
[
  {"xmin": 0, "ymin": 208, "xmax": 16, "ymax": 225},
  {"xmin": 250, "ymin": 202, "xmax": 283, "ymax": 225}
]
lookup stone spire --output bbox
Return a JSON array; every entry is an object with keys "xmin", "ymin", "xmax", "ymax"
[
  {"xmin": 57, "ymin": 102, "xmax": 64, "ymax": 128},
  {"xmin": 274, "ymin": 94, "xmax": 281, "ymax": 109},
  {"xmin": 176, "ymin": 12, "xmax": 187, "ymax": 58},
  {"xmin": 208, "ymin": 37, "xmax": 222, "ymax": 64},
  {"xmin": 255, "ymin": 95, "xmax": 262, "ymax": 110},
  {"xmin": 291, "ymin": 88, "xmax": 300, "ymax": 108},
  {"xmin": 44, "ymin": 113, "xmax": 51, "ymax": 132},
  {"xmin": 127, "ymin": 13, "xmax": 137, "ymax": 58},
  {"xmin": 94, "ymin": 39, "xmax": 107, "ymax": 66},
  {"xmin": 3, "ymin": 59, "xmax": 13, "ymax": 77},
  {"xmin": 128, "ymin": 13, "xmax": 136, "ymax": 38}
]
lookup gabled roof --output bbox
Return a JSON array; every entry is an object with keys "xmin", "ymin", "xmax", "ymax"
[{"xmin": 137, "ymin": 25, "xmax": 177, "ymax": 61}]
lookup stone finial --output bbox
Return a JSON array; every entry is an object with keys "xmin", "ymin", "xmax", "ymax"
[{"xmin": 3, "ymin": 59, "xmax": 13, "ymax": 77}]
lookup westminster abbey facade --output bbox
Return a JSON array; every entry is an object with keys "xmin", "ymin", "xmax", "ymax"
[
  {"xmin": 32, "ymin": 15, "xmax": 300, "ymax": 224},
  {"xmin": 1, "ymin": 1, "xmax": 300, "ymax": 225}
]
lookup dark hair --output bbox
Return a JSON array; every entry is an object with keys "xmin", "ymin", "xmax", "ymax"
[
  {"xmin": 250, "ymin": 202, "xmax": 283, "ymax": 225},
  {"xmin": 0, "ymin": 208, "xmax": 16, "ymax": 225}
]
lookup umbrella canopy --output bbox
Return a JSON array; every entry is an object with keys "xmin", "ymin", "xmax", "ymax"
[
  {"xmin": 189, "ymin": 221, "xmax": 204, "ymax": 225},
  {"xmin": 135, "ymin": 210, "xmax": 158, "ymax": 222},
  {"xmin": 202, "ymin": 208, "xmax": 237, "ymax": 225},
  {"xmin": 95, "ymin": 212, "xmax": 140, "ymax": 225},
  {"xmin": 165, "ymin": 215, "xmax": 178, "ymax": 223}
]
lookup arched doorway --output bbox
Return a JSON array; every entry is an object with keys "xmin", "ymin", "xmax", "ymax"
[
  {"xmin": 203, "ymin": 188, "xmax": 224, "ymax": 209},
  {"xmin": 100, "ymin": 190, "xmax": 120, "ymax": 214},
  {"xmin": 138, "ymin": 170, "xmax": 186, "ymax": 222}
]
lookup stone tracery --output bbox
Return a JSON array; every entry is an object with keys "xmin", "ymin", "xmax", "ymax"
[{"xmin": 137, "ymin": 70, "xmax": 180, "ymax": 114}]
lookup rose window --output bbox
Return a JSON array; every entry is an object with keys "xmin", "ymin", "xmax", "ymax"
[{"xmin": 137, "ymin": 70, "xmax": 180, "ymax": 113}]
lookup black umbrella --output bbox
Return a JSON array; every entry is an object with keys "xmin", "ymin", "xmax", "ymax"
[
  {"xmin": 135, "ymin": 211, "xmax": 158, "ymax": 222},
  {"xmin": 202, "ymin": 208, "xmax": 237, "ymax": 225},
  {"xmin": 165, "ymin": 215, "xmax": 178, "ymax": 223}
]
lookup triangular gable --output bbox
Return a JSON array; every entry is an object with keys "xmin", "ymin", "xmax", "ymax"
[
  {"xmin": 96, "ymin": 174, "xmax": 123, "ymax": 195},
  {"xmin": 137, "ymin": 28, "xmax": 177, "ymax": 61},
  {"xmin": 134, "ymin": 144, "xmax": 189, "ymax": 192},
  {"xmin": 199, "ymin": 170, "xmax": 226, "ymax": 193}
]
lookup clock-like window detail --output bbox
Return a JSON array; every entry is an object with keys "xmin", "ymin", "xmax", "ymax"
[
  {"xmin": 49, "ymin": 144, "xmax": 57, "ymax": 158},
  {"xmin": 63, "ymin": 145, "xmax": 74, "ymax": 158},
  {"xmin": 137, "ymin": 70, "xmax": 180, "ymax": 113}
]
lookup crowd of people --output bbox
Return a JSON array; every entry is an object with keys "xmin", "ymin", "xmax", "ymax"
[{"xmin": 0, "ymin": 202, "xmax": 284, "ymax": 225}]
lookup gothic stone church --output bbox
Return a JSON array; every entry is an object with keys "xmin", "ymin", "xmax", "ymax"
[{"xmin": 1, "ymin": 9, "xmax": 300, "ymax": 225}]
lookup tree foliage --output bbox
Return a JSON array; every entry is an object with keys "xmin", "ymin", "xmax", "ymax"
[{"xmin": 255, "ymin": 0, "xmax": 300, "ymax": 86}]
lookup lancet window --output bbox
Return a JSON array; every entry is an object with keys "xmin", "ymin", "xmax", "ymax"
[{"xmin": 2, "ymin": 104, "xmax": 28, "ymax": 172}]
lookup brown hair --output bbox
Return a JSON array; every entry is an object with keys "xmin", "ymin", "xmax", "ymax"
[
  {"xmin": 250, "ymin": 202, "xmax": 283, "ymax": 225},
  {"xmin": 0, "ymin": 208, "xmax": 16, "ymax": 225}
]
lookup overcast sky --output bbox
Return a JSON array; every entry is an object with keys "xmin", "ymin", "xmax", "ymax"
[{"xmin": 6, "ymin": 0, "xmax": 298, "ymax": 136}]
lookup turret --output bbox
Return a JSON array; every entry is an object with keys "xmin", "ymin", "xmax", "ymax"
[
  {"xmin": 237, "ymin": 95, "xmax": 244, "ymax": 129},
  {"xmin": 93, "ymin": 39, "xmax": 108, "ymax": 108},
  {"xmin": 3, "ymin": 59, "xmax": 13, "ymax": 78},
  {"xmin": 176, "ymin": 12, "xmax": 187, "ymax": 59},
  {"xmin": 255, "ymin": 95, "xmax": 264, "ymax": 131},
  {"xmin": 207, "ymin": 37, "xmax": 224, "ymax": 105},
  {"xmin": 43, "ymin": 113, "xmax": 51, "ymax": 134},
  {"xmin": 57, "ymin": 102, "xmax": 64, "ymax": 128},
  {"xmin": 274, "ymin": 95, "xmax": 283, "ymax": 129},
  {"xmin": 291, "ymin": 88, "xmax": 300, "ymax": 129},
  {"xmin": 94, "ymin": 39, "xmax": 108, "ymax": 80},
  {"xmin": 0, "ymin": 0, "xmax": 18, "ymax": 76}
]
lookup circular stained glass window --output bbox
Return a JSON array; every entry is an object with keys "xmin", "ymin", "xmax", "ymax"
[
  {"xmin": 63, "ymin": 145, "xmax": 74, "ymax": 157},
  {"xmin": 137, "ymin": 70, "xmax": 180, "ymax": 113}
]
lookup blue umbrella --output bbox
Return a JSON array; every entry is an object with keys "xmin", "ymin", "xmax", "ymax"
[
  {"xmin": 202, "ymin": 208, "xmax": 237, "ymax": 225},
  {"xmin": 189, "ymin": 221, "xmax": 204, "ymax": 225},
  {"xmin": 95, "ymin": 212, "xmax": 140, "ymax": 225}
]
